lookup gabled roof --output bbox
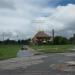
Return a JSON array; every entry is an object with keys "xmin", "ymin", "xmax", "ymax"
[{"xmin": 34, "ymin": 31, "xmax": 50, "ymax": 38}]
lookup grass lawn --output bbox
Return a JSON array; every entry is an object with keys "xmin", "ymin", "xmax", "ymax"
[
  {"xmin": 0, "ymin": 45, "xmax": 21, "ymax": 60},
  {"xmin": 0, "ymin": 44, "xmax": 75, "ymax": 60},
  {"xmin": 30, "ymin": 45, "xmax": 75, "ymax": 53}
]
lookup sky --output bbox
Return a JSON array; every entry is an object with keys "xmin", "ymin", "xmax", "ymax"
[{"xmin": 0, "ymin": 0, "xmax": 75, "ymax": 40}]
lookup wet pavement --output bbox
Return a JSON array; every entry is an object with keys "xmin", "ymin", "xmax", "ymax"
[
  {"xmin": 0, "ymin": 53, "xmax": 75, "ymax": 75},
  {"xmin": 17, "ymin": 50, "xmax": 34, "ymax": 57}
]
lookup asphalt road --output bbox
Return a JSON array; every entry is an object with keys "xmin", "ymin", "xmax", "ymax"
[{"xmin": 0, "ymin": 53, "xmax": 75, "ymax": 75}]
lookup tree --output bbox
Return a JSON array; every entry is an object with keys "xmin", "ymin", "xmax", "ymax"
[
  {"xmin": 54, "ymin": 36, "xmax": 68, "ymax": 45},
  {"xmin": 18, "ymin": 39, "xmax": 31, "ymax": 45},
  {"xmin": 69, "ymin": 34, "xmax": 75, "ymax": 44}
]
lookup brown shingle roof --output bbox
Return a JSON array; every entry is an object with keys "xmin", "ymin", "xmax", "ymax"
[{"xmin": 34, "ymin": 31, "xmax": 50, "ymax": 38}]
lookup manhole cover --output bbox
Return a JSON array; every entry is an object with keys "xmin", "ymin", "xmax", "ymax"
[{"xmin": 50, "ymin": 61, "xmax": 75, "ymax": 72}]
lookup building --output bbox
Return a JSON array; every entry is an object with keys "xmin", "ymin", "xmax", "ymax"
[{"xmin": 32, "ymin": 31, "xmax": 52, "ymax": 45}]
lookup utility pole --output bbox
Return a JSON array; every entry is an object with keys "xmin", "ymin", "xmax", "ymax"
[
  {"xmin": 52, "ymin": 29, "xmax": 54, "ymax": 45},
  {"xmin": 16, "ymin": 34, "xmax": 19, "ymax": 41},
  {"xmin": 2, "ymin": 32, "xmax": 5, "ymax": 41}
]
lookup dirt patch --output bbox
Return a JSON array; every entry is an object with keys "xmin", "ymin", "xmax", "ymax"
[{"xmin": 50, "ymin": 61, "xmax": 75, "ymax": 72}]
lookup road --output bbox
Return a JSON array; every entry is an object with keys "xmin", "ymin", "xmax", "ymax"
[{"xmin": 0, "ymin": 53, "xmax": 75, "ymax": 75}]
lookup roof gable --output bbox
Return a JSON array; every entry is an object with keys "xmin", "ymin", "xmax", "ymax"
[{"xmin": 34, "ymin": 31, "xmax": 50, "ymax": 38}]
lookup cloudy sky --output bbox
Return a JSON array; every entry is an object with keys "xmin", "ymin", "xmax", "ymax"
[{"xmin": 0, "ymin": 0, "xmax": 75, "ymax": 40}]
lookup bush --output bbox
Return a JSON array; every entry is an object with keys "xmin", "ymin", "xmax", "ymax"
[{"xmin": 54, "ymin": 36, "xmax": 69, "ymax": 45}]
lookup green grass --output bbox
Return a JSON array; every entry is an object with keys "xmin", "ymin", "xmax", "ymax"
[
  {"xmin": 30, "ymin": 45, "xmax": 75, "ymax": 53},
  {"xmin": 0, "ymin": 44, "xmax": 74, "ymax": 60},
  {"xmin": 0, "ymin": 45, "xmax": 20, "ymax": 60}
]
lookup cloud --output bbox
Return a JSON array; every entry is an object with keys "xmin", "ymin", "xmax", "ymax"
[
  {"xmin": 51, "ymin": 4, "xmax": 75, "ymax": 37},
  {"xmin": 0, "ymin": 0, "xmax": 15, "ymax": 9},
  {"xmin": 0, "ymin": 0, "xmax": 75, "ymax": 40},
  {"xmin": 34, "ymin": 4, "xmax": 75, "ymax": 37}
]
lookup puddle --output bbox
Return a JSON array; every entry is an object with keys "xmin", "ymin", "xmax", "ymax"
[
  {"xmin": 17, "ymin": 50, "xmax": 34, "ymax": 57},
  {"xmin": 50, "ymin": 61, "xmax": 75, "ymax": 72}
]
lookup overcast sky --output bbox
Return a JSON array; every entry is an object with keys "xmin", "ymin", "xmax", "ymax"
[{"xmin": 0, "ymin": 0, "xmax": 75, "ymax": 40}]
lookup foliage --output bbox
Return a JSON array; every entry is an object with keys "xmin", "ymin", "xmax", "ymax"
[
  {"xmin": 69, "ymin": 36, "xmax": 75, "ymax": 44},
  {"xmin": 0, "ymin": 39, "xmax": 31, "ymax": 45},
  {"xmin": 54, "ymin": 36, "xmax": 69, "ymax": 45}
]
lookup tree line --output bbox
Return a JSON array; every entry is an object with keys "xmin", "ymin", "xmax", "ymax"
[
  {"xmin": 0, "ymin": 39, "xmax": 31, "ymax": 45},
  {"xmin": 52, "ymin": 34, "xmax": 75, "ymax": 45},
  {"xmin": 0, "ymin": 34, "xmax": 75, "ymax": 45}
]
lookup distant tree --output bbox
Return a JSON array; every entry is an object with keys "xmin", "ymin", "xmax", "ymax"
[
  {"xmin": 18, "ymin": 40, "xmax": 21, "ymax": 44},
  {"xmin": 68, "ymin": 33, "xmax": 75, "ymax": 44},
  {"xmin": 54, "ymin": 36, "xmax": 68, "ymax": 45},
  {"xmin": 4, "ymin": 39, "xmax": 10, "ymax": 44},
  {"xmin": 18, "ymin": 39, "xmax": 31, "ymax": 45},
  {"xmin": 24, "ymin": 39, "xmax": 31, "ymax": 45},
  {"xmin": 3, "ymin": 39, "xmax": 18, "ymax": 45}
]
